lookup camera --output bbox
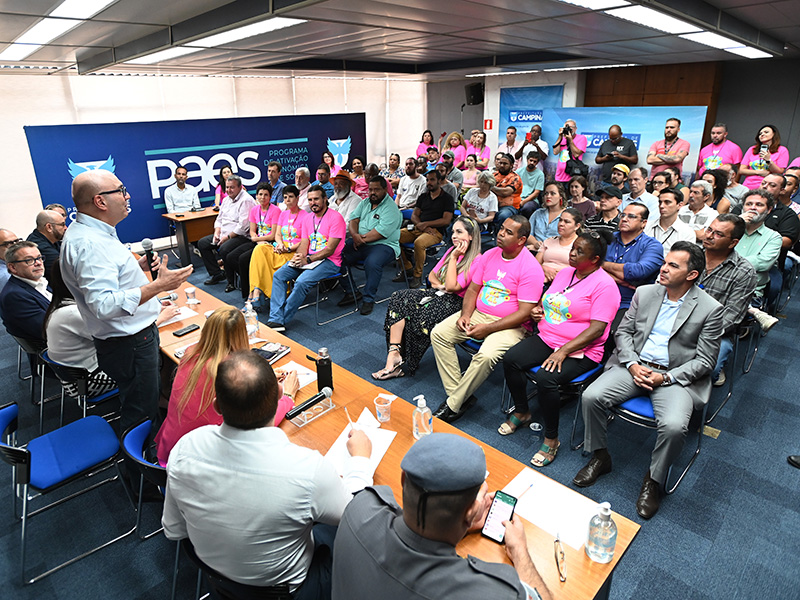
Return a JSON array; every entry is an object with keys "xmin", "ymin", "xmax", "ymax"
[{"xmin": 562, "ymin": 124, "xmax": 572, "ymax": 136}]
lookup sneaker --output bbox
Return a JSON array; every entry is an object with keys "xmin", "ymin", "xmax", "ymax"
[
  {"xmin": 751, "ymin": 308, "xmax": 779, "ymax": 332},
  {"xmin": 266, "ymin": 321, "xmax": 286, "ymax": 332},
  {"xmin": 713, "ymin": 368, "xmax": 726, "ymax": 387}
]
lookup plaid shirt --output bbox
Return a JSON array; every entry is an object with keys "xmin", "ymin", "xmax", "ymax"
[{"xmin": 699, "ymin": 249, "xmax": 756, "ymax": 336}]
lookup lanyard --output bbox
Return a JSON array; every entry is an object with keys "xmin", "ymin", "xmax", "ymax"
[{"xmin": 611, "ymin": 236, "xmax": 638, "ymax": 263}]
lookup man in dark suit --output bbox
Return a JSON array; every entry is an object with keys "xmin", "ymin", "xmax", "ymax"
[
  {"xmin": 0, "ymin": 240, "xmax": 51, "ymax": 343},
  {"xmin": 572, "ymin": 241, "xmax": 724, "ymax": 519},
  {"xmin": 26, "ymin": 209, "xmax": 66, "ymax": 279}
]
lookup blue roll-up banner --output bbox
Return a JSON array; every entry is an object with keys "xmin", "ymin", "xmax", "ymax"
[
  {"xmin": 499, "ymin": 85, "xmax": 564, "ymax": 137},
  {"xmin": 24, "ymin": 113, "xmax": 366, "ymax": 243}
]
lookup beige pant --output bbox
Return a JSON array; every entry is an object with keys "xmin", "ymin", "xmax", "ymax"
[
  {"xmin": 400, "ymin": 229, "xmax": 443, "ymax": 277},
  {"xmin": 431, "ymin": 310, "xmax": 526, "ymax": 411}
]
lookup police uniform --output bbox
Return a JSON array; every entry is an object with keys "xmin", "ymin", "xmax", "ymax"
[{"xmin": 331, "ymin": 433, "xmax": 538, "ymax": 600}]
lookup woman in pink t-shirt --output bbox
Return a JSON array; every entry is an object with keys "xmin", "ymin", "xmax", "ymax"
[
  {"xmin": 439, "ymin": 132, "xmax": 468, "ymax": 169},
  {"xmin": 416, "ymin": 130, "xmax": 435, "ymax": 158},
  {"xmin": 214, "ymin": 164, "xmax": 233, "ymax": 206},
  {"xmin": 322, "ymin": 151, "xmax": 341, "ymax": 178},
  {"xmin": 472, "ymin": 131, "xmax": 491, "ymax": 170},
  {"xmin": 155, "ymin": 307, "xmax": 296, "ymax": 465},
  {"xmin": 537, "ymin": 207, "xmax": 583, "ymax": 282},
  {"xmin": 372, "ymin": 216, "xmax": 483, "ymax": 380},
  {"xmin": 351, "ymin": 155, "xmax": 369, "ymax": 199},
  {"xmin": 499, "ymin": 230, "xmax": 621, "ymax": 468},
  {"xmin": 738, "ymin": 124, "xmax": 790, "ymax": 189}
]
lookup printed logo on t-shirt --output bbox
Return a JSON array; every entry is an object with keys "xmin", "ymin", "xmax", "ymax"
[
  {"xmin": 309, "ymin": 232, "xmax": 327, "ymax": 253},
  {"xmin": 559, "ymin": 149, "xmax": 569, "ymax": 162},
  {"xmin": 543, "ymin": 292, "xmax": 572, "ymax": 324},
  {"xmin": 750, "ymin": 158, "xmax": 767, "ymax": 170},
  {"xmin": 281, "ymin": 225, "xmax": 300, "ymax": 244},
  {"xmin": 480, "ymin": 280, "xmax": 510, "ymax": 307},
  {"xmin": 257, "ymin": 222, "xmax": 274, "ymax": 237},
  {"xmin": 704, "ymin": 155, "xmax": 723, "ymax": 170}
]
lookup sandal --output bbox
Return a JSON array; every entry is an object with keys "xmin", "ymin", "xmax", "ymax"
[
  {"xmin": 372, "ymin": 345, "xmax": 404, "ymax": 381},
  {"xmin": 498, "ymin": 413, "xmax": 532, "ymax": 436},
  {"xmin": 530, "ymin": 441, "xmax": 561, "ymax": 468}
]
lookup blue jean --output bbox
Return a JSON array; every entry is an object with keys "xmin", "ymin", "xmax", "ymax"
[
  {"xmin": 342, "ymin": 240, "xmax": 396, "ymax": 303},
  {"xmin": 712, "ymin": 335, "xmax": 734, "ymax": 381},
  {"xmin": 269, "ymin": 259, "xmax": 341, "ymax": 325},
  {"xmin": 493, "ymin": 205, "xmax": 519, "ymax": 233}
]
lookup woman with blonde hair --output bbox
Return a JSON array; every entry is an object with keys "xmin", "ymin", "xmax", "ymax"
[
  {"xmin": 372, "ymin": 216, "xmax": 483, "ymax": 380},
  {"xmin": 439, "ymin": 132, "xmax": 467, "ymax": 169},
  {"xmin": 155, "ymin": 307, "xmax": 296, "ymax": 464}
]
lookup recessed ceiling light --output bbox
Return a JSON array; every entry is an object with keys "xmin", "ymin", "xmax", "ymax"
[
  {"xmin": 679, "ymin": 32, "xmax": 743, "ymax": 50},
  {"xmin": 465, "ymin": 70, "xmax": 540, "ymax": 78},
  {"xmin": 726, "ymin": 46, "xmax": 772, "ymax": 59},
  {"xmin": 126, "ymin": 47, "xmax": 202, "ymax": 65},
  {"xmin": 604, "ymin": 6, "xmax": 700, "ymax": 35},
  {"xmin": 185, "ymin": 17, "xmax": 306, "ymax": 48},
  {"xmin": 50, "ymin": 0, "xmax": 117, "ymax": 19},
  {"xmin": 558, "ymin": 0, "xmax": 629, "ymax": 9}
]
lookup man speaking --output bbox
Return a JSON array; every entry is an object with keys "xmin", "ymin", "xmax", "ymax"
[{"xmin": 62, "ymin": 170, "xmax": 192, "ymax": 434}]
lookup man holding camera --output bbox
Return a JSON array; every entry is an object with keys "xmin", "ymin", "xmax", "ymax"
[{"xmin": 553, "ymin": 119, "xmax": 588, "ymax": 183}]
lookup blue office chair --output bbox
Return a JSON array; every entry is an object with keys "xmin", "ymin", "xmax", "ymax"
[
  {"xmin": 0, "ymin": 401, "xmax": 134, "ymax": 584},
  {"xmin": 503, "ymin": 362, "xmax": 605, "ymax": 417},
  {"xmin": 572, "ymin": 395, "xmax": 707, "ymax": 495},
  {"xmin": 297, "ymin": 268, "xmax": 359, "ymax": 325}
]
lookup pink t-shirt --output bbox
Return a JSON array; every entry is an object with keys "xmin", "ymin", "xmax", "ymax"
[
  {"xmin": 277, "ymin": 209, "xmax": 308, "ymax": 247},
  {"xmin": 473, "ymin": 146, "xmax": 491, "ymax": 169},
  {"xmin": 697, "ymin": 140, "xmax": 743, "ymax": 175},
  {"xmin": 537, "ymin": 267, "xmax": 621, "ymax": 364},
  {"xmin": 648, "ymin": 138, "xmax": 691, "ymax": 178},
  {"xmin": 471, "ymin": 247, "xmax": 544, "ymax": 318},
  {"xmin": 741, "ymin": 145, "xmax": 790, "ymax": 189},
  {"xmin": 448, "ymin": 145, "xmax": 467, "ymax": 168},
  {"xmin": 353, "ymin": 176, "xmax": 369, "ymax": 199},
  {"xmin": 538, "ymin": 236, "xmax": 572, "ymax": 276},
  {"xmin": 249, "ymin": 203, "xmax": 281, "ymax": 238},
  {"xmin": 789, "ymin": 156, "xmax": 800, "ymax": 169},
  {"xmin": 432, "ymin": 250, "xmax": 483, "ymax": 298},
  {"xmin": 417, "ymin": 142, "xmax": 432, "ymax": 157},
  {"xmin": 330, "ymin": 164, "xmax": 342, "ymax": 177},
  {"xmin": 299, "ymin": 208, "xmax": 347, "ymax": 267},
  {"xmin": 555, "ymin": 134, "xmax": 588, "ymax": 182}
]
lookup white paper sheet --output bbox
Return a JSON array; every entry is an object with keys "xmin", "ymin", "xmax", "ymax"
[
  {"xmin": 157, "ymin": 306, "xmax": 199, "ymax": 328},
  {"xmin": 325, "ymin": 408, "xmax": 397, "ymax": 477},
  {"xmin": 275, "ymin": 360, "xmax": 317, "ymax": 389},
  {"xmin": 503, "ymin": 467, "xmax": 600, "ymax": 551}
]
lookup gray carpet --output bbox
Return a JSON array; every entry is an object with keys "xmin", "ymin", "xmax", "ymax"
[{"xmin": 1, "ymin": 250, "xmax": 798, "ymax": 599}]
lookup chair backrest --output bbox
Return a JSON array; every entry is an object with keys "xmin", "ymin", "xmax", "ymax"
[
  {"xmin": 0, "ymin": 402, "xmax": 31, "ymax": 484},
  {"xmin": 12, "ymin": 335, "xmax": 45, "ymax": 356},
  {"xmin": 120, "ymin": 419, "xmax": 166, "ymax": 489},
  {"xmin": 40, "ymin": 349, "xmax": 89, "ymax": 395}
]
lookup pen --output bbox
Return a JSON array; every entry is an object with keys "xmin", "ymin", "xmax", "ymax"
[
  {"xmin": 518, "ymin": 483, "xmax": 534, "ymax": 500},
  {"xmin": 344, "ymin": 407, "xmax": 358, "ymax": 431}
]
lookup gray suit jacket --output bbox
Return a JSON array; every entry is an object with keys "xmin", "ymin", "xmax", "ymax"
[{"xmin": 609, "ymin": 283, "xmax": 724, "ymax": 408}]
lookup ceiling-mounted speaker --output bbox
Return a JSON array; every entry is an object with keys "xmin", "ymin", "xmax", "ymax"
[{"xmin": 465, "ymin": 82, "xmax": 484, "ymax": 105}]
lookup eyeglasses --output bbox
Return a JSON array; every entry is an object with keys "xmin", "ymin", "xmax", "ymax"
[
  {"xmin": 620, "ymin": 213, "xmax": 642, "ymax": 220},
  {"xmin": 98, "ymin": 185, "xmax": 127, "ymax": 197},
  {"xmin": 706, "ymin": 228, "xmax": 729, "ymax": 239},
  {"xmin": 49, "ymin": 221, "xmax": 67, "ymax": 228},
  {"xmin": 11, "ymin": 255, "xmax": 44, "ymax": 266},
  {"xmin": 582, "ymin": 230, "xmax": 601, "ymax": 239},
  {"xmin": 0, "ymin": 238, "xmax": 22, "ymax": 248}
]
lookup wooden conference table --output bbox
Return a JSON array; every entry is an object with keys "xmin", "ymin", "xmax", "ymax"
[
  {"xmin": 162, "ymin": 207, "xmax": 217, "ymax": 267},
  {"xmin": 158, "ymin": 283, "xmax": 639, "ymax": 600}
]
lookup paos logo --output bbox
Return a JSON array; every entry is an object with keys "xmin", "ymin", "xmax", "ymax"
[{"xmin": 327, "ymin": 137, "xmax": 351, "ymax": 168}]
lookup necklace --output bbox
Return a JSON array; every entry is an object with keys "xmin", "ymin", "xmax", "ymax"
[{"xmin": 562, "ymin": 268, "xmax": 594, "ymax": 293}]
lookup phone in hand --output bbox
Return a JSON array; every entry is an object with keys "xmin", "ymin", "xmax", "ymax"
[
  {"xmin": 760, "ymin": 144, "xmax": 769, "ymax": 153},
  {"xmin": 481, "ymin": 490, "xmax": 518, "ymax": 543},
  {"xmin": 526, "ymin": 132, "xmax": 532, "ymax": 142}
]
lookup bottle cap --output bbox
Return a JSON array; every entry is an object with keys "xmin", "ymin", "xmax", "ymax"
[
  {"xmin": 414, "ymin": 394, "xmax": 426, "ymax": 408},
  {"xmin": 318, "ymin": 347, "xmax": 329, "ymax": 358},
  {"xmin": 599, "ymin": 501, "xmax": 611, "ymax": 518}
]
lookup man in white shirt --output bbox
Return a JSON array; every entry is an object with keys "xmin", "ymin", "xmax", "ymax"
[
  {"xmin": 498, "ymin": 126, "xmax": 524, "ymax": 170},
  {"xmin": 296, "ymin": 167, "xmax": 312, "ymax": 212},
  {"xmin": 621, "ymin": 167, "xmax": 659, "ymax": 219},
  {"xmin": 678, "ymin": 180, "xmax": 719, "ymax": 243},
  {"xmin": 514, "ymin": 124, "xmax": 548, "ymax": 169},
  {"xmin": 645, "ymin": 188, "xmax": 696, "ymax": 256},
  {"xmin": 163, "ymin": 166, "xmax": 200, "ymax": 213},
  {"xmin": 396, "ymin": 157, "xmax": 426, "ymax": 209},
  {"xmin": 163, "ymin": 351, "xmax": 373, "ymax": 599},
  {"xmin": 197, "ymin": 174, "xmax": 256, "ymax": 285},
  {"xmin": 330, "ymin": 171, "xmax": 362, "ymax": 222}
]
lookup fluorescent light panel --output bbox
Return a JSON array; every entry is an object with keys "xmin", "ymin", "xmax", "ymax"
[
  {"xmin": 726, "ymin": 46, "xmax": 771, "ymax": 59},
  {"xmin": 126, "ymin": 46, "xmax": 203, "ymax": 65},
  {"xmin": 186, "ymin": 17, "xmax": 306, "ymax": 48},
  {"xmin": 543, "ymin": 63, "xmax": 638, "ymax": 72},
  {"xmin": 465, "ymin": 69, "xmax": 540, "ymax": 78},
  {"xmin": 604, "ymin": 6, "xmax": 700, "ymax": 34},
  {"xmin": 680, "ymin": 31, "xmax": 743, "ymax": 50},
  {"xmin": 0, "ymin": 0, "xmax": 116, "ymax": 61},
  {"xmin": 558, "ymin": 0, "xmax": 629, "ymax": 9}
]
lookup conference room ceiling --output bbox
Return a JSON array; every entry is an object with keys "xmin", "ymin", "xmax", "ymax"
[{"xmin": 0, "ymin": 0, "xmax": 795, "ymax": 79}]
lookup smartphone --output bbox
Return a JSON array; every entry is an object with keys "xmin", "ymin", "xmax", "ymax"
[
  {"xmin": 760, "ymin": 144, "xmax": 769, "ymax": 153},
  {"xmin": 525, "ymin": 132, "xmax": 532, "ymax": 142},
  {"xmin": 481, "ymin": 490, "xmax": 517, "ymax": 543}
]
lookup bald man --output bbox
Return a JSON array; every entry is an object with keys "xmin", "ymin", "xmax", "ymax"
[
  {"xmin": 0, "ymin": 228, "xmax": 21, "ymax": 293},
  {"xmin": 61, "ymin": 170, "xmax": 192, "ymax": 436},
  {"xmin": 26, "ymin": 209, "xmax": 66, "ymax": 278}
]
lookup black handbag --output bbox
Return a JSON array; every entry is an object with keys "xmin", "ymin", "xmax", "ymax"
[{"xmin": 566, "ymin": 152, "xmax": 589, "ymax": 178}]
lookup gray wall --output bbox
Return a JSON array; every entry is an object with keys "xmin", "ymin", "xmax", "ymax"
[
  {"xmin": 715, "ymin": 57, "xmax": 800, "ymax": 159},
  {"xmin": 426, "ymin": 80, "xmax": 485, "ymax": 143}
]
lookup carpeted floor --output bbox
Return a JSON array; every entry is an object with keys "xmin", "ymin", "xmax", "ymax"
[{"xmin": 1, "ymin": 248, "xmax": 798, "ymax": 599}]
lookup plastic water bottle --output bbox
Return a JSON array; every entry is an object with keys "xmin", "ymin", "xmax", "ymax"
[
  {"xmin": 316, "ymin": 348, "xmax": 334, "ymax": 392},
  {"xmin": 585, "ymin": 502, "xmax": 617, "ymax": 564},
  {"xmin": 412, "ymin": 395, "xmax": 433, "ymax": 439},
  {"xmin": 243, "ymin": 301, "xmax": 259, "ymax": 340}
]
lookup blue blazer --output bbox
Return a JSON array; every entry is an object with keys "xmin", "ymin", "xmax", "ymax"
[{"xmin": 0, "ymin": 276, "xmax": 51, "ymax": 342}]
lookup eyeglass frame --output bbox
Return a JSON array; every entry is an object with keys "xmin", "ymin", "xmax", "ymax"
[
  {"xmin": 0, "ymin": 238, "xmax": 23, "ymax": 248},
  {"xmin": 10, "ymin": 255, "xmax": 44, "ymax": 266},
  {"xmin": 98, "ymin": 184, "xmax": 128, "ymax": 197}
]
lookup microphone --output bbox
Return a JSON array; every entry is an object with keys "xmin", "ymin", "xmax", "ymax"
[
  {"xmin": 285, "ymin": 387, "xmax": 333, "ymax": 420},
  {"xmin": 157, "ymin": 292, "xmax": 178, "ymax": 303},
  {"xmin": 141, "ymin": 238, "xmax": 159, "ymax": 282}
]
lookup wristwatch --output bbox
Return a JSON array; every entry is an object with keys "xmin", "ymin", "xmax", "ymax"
[{"xmin": 661, "ymin": 372, "xmax": 673, "ymax": 386}]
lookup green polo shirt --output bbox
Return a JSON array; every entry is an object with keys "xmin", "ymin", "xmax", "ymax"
[
  {"xmin": 736, "ymin": 224, "xmax": 781, "ymax": 297},
  {"xmin": 349, "ymin": 194, "xmax": 402, "ymax": 257}
]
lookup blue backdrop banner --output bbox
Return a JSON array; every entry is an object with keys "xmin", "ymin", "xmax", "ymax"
[
  {"xmin": 24, "ymin": 113, "xmax": 366, "ymax": 243},
  {"xmin": 499, "ymin": 85, "xmax": 564, "ymax": 136}
]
